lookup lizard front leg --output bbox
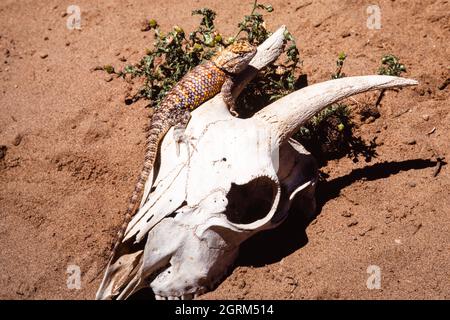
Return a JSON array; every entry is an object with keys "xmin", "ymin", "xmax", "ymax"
[{"xmin": 221, "ymin": 77, "xmax": 239, "ymax": 117}]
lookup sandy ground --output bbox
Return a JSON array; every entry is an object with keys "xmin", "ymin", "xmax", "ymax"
[{"xmin": 0, "ymin": 0, "xmax": 448, "ymax": 300}]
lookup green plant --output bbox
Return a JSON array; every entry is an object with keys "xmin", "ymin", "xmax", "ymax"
[
  {"xmin": 234, "ymin": 1, "xmax": 273, "ymax": 44},
  {"xmin": 121, "ymin": 8, "xmax": 222, "ymax": 106},
  {"xmin": 295, "ymin": 53, "xmax": 377, "ymax": 164},
  {"xmin": 96, "ymin": 1, "xmax": 301, "ymax": 111},
  {"xmin": 96, "ymin": 4, "xmax": 406, "ymax": 165},
  {"xmin": 378, "ymin": 54, "xmax": 406, "ymax": 76},
  {"xmin": 375, "ymin": 54, "xmax": 406, "ymax": 107},
  {"xmin": 295, "ymin": 104, "xmax": 378, "ymax": 164},
  {"xmin": 234, "ymin": 1, "xmax": 301, "ymax": 115},
  {"xmin": 331, "ymin": 51, "xmax": 347, "ymax": 79}
]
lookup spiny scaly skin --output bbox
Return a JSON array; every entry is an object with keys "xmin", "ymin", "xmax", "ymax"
[
  {"xmin": 107, "ymin": 41, "xmax": 257, "ymax": 265},
  {"xmin": 167, "ymin": 62, "xmax": 227, "ymax": 110}
]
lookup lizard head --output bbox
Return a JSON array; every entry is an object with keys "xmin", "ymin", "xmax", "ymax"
[{"xmin": 212, "ymin": 40, "xmax": 257, "ymax": 74}]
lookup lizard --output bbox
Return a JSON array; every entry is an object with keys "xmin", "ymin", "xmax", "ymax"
[{"xmin": 105, "ymin": 40, "xmax": 257, "ymax": 266}]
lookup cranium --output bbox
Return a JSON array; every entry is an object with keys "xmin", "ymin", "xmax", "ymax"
[{"xmin": 96, "ymin": 27, "xmax": 417, "ymax": 300}]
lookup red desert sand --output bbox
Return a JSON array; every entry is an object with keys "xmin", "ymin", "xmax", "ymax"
[{"xmin": 0, "ymin": 0, "xmax": 448, "ymax": 299}]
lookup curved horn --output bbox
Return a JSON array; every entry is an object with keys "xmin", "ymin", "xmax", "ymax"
[
  {"xmin": 254, "ymin": 75, "xmax": 418, "ymax": 145},
  {"xmin": 232, "ymin": 25, "xmax": 287, "ymax": 97}
]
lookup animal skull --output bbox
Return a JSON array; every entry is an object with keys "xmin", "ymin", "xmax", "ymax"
[{"xmin": 96, "ymin": 27, "xmax": 417, "ymax": 300}]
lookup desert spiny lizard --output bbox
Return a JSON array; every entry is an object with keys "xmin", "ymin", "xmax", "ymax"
[{"xmin": 106, "ymin": 40, "xmax": 257, "ymax": 265}]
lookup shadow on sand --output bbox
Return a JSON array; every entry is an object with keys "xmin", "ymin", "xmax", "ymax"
[
  {"xmin": 129, "ymin": 158, "xmax": 441, "ymax": 299},
  {"xmin": 236, "ymin": 158, "xmax": 440, "ymax": 267}
]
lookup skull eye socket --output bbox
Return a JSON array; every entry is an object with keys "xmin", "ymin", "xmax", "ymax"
[{"xmin": 225, "ymin": 176, "xmax": 277, "ymax": 225}]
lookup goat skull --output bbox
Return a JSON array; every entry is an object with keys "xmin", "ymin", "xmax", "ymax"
[{"xmin": 96, "ymin": 27, "xmax": 417, "ymax": 300}]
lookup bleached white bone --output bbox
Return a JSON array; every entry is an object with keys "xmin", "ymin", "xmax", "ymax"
[{"xmin": 96, "ymin": 26, "xmax": 418, "ymax": 300}]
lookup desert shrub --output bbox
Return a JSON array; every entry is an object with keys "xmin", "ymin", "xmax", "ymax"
[{"xmin": 96, "ymin": 1, "xmax": 407, "ymax": 165}]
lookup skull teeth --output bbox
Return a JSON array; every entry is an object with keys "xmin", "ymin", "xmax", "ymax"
[{"xmin": 155, "ymin": 293, "xmax": 195, "ymax": 300}]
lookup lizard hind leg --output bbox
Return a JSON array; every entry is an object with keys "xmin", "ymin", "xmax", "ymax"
[{"xmin": 172, "ymin": 110, "xmax": 196, "ymax": 157}]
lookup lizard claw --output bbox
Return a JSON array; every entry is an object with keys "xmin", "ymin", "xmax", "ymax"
[{"xmin": 173, "ymin": 128, "xmax": 197, "ymax": 157}]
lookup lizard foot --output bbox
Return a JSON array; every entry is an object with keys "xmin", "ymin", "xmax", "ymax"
[{"xmin": 173, "ymin": 127, "xmax": 197, "ymax": 157}]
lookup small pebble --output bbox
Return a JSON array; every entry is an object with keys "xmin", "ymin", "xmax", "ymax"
[
  {"xmin": 347, "ymin": 220, "xmax": 358, "ymax": 227},
  {"xmin": 365, "ymin": 116, "xmax": 376, "ymax": 124},
  {"xmin": 0, "ymin": 145, "xmax": 7, "ymax": 160},
  {"xmin": 403, "ymin": 139, "xmax": 416, "ymax": 145},
  {"xmin": 422, "ymin": 114, "xmax": 429, "ymax": 121},
  {"xmin": 426, "ymin": 127, "xmax": 436, "ymax": 135},
  {"xmin": 408, "ymin": 181, "xmax": 416, "ymax": 187},
  {"xmin": 341, "ymin": 211, "xmax": 352, "ymax": 218},
  {"xmin": 39, "ymin": 53, "xmax": 48, "ymax": 59},
  {"xmin": 359, "ymin": 226, "xmax": 373, "ymax": 237},
  {"xmin": 13, "ymin": 134, "xmax": 22, "ymax": 146}
]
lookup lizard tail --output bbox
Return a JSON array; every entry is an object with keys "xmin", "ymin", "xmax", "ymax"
[{"xmin": 108, "ymin": 116, "xmax": 170, "ymax": 264}]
